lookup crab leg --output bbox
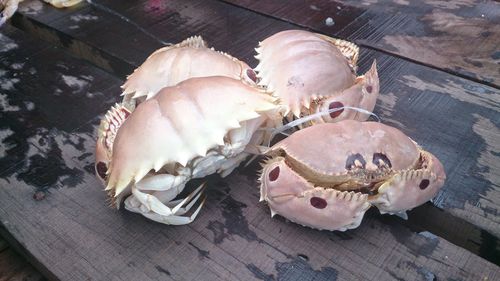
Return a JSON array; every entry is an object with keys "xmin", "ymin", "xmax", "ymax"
[
  {"xmin": 126, "ymin": 173, "xmax": 191, "ymax": 214},
  {"xmin": 167, "ymin": 189, "xmax": 204, "ymax": 216},
  {"xmin": 124, "ymin": 172, "xmax": 189, "ymax": 209},
  {"xmin": 218, "ymin": 153, "xmax": 250, "ymax": 177},
  {"xmin": 137, "ymin": 174, "xmax": 189, "ymax": 202},
  {"xmin": 142, "ymin": 197, "xmax": 206, "ymax": 225},
  {"xmin": 125, "ymin": 183, "xmax": 206, "ymax": 225}
]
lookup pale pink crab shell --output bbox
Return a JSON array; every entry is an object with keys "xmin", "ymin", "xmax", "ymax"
[
  {"xmin": 122, "ymin": 35, "xmax": 257, "ymax": 103},
  {"xmin": 255, "ymin": 30, "xmax": 379, "ymax": 123},
  {"xmin": 105, "ymin": 76, "xmax": 278, "ymax": 201},
  {"xmin": 270, "ymin": 121, "xmax": 419, "ymax": 175},
  {"xmin": 260, "ymin": 120, "xmax": 446, "ymax": 231}
]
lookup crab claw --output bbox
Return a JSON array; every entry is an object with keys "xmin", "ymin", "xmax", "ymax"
[
  {"xmin": 369, "ymin": 150, "xmax": 446, "ymax": 214},
  {"xmin": 260, "ymin": 157, "xmax": 370, "ymax": 231},
  {"xmin": 312, "ymin": 60, "xmax": 379, "ymax": 123}
]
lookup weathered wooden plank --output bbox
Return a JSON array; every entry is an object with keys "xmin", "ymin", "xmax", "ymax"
[
  {"xmin": 10, "ymin": 0, "xmax": 177, "ymax": 77},
  {"xmin": 0, "ymin": 249, "xmax": 26, "ymax": 280},
  {"xmin": 222, "ymin": 0, "xmax": 500, "ymax": 88},
  {"xmin": 0, "ymin": 23, "xmax": 122, "ymax": 176},
  {"xmin": 9, "ymin": 0, "xmax": 500, "ymax": 249},
  {"xmin": 354, "ymin": 48, "xmax": 500, "ymax": 240},
  {"xmin": 0, "ymin": 246, "xmax": 44, "ymax": 281},
  {"xmin": 1, "ymin": 123, "xmax": 499, "ymax": 281},
  {"xmin": 1, "ymin": 21, "xmax": 499, "ymax": 281},
  {"xmin": 0, "ymin": 237, "xmax": 7, "ymax": 253},
  {"xmin": 5, "ymin": 265, "xmax": 45, "ymax": 281},
  {"xmin": 11, "ymin": 0, "xmax": 299, "ymax": 74},
  {"xmin": 0, "ymin": 235, "xmax": 45, "ymax": 281}
]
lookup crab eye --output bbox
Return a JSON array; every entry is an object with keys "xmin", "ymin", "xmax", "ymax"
[
  {"xmin": 246, "ymin": 68, "xmax": 257, "ymax": 83},
  {"xmin": 96, "ymin": 162, "xmax": 108, "ymax": 180},
  {"xmin": 372, "ymin": 153, "xmax": 392, "ymax": 168},
  {"xmin": 328, "ymin": 101, "xmax": 344, "ymax": 119},
  {"xmin": 345, "ymin": 153, "xmax": 366, "ymax": 170}
]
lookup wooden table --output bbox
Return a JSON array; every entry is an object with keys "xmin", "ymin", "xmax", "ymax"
[
  {"xmin": 0, "ymin": 0, "xmax": 499, "ymax": 280},
  {"xmin": 0, "ymin": 235, "xmax": 44, "ymax": 280}
]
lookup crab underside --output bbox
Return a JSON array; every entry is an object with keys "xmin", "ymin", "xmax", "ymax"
[{"xmin": 95, "ymin": 76, "xmax": 279, "ymax": 225}]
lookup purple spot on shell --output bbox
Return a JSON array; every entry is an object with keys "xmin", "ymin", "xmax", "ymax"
[
  {"xmin": 310, "ymin": 197, "xmax": 327, "ymax": 209},
  {"xmin": 328, "ymin": 101, "xmax": 344, "ymax": 119},
  {"xmin": 269, "ymin": 166, "xmax": 280, "ymax": 182},
  {"xmin": 247, "ymin": 69, "xmax": 257, "ymax": 82},
  {"xmin": 419, "ymin": 179, "xmax": 430, "ymax": 190},
  {"xmin": 366, "ymin": 85, "xmax": 373, "ymax": 94},
  {"xmin": 96, "ymin": 162, "xmax": 108, "ymax": 179}
]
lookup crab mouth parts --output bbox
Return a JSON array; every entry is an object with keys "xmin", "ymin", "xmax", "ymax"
[
  {"xmin": 281, "ymin": 154, "xmax": 389, "ymax": 195},
  {"xmin": 277, "ymin": 150, "xmax": 428, "ymax": 196}
]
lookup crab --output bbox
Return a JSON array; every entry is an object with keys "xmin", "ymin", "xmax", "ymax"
[
  {"xmin": 259, "ymin": 120, "xmax": 446, "ymax": 231},
  {"xmin": 96, "ymin": 35, "xmax": 258, "ymax": 183},
  {"xmin": 95, "ymin": 76, "xmax": 279, "ymax": 224},
  {"xmin": 120, "ymin": 35, "xmax": 258, "ymax": 110},
  {"xmin": 95, "ymin": 32, "xmax": 384, "ymax": 227},
  {"xmin": 0, "ymin": 0, "xmax": 82, "ymax": 26},
  {"xmin": 94, "ymin": 36, "xmax": 271, "ymax": 224},
  {"xmin": 255, "ymin": 30, "xmax": 379, "ymax": 125}
]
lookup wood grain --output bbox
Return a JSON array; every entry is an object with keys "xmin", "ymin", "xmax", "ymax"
[
  {"xmin": 0, "ymin": 236, "xmax": 45, "ymax": 281},
  {"xmin": 10, "ymin": 0, "xmax": 500, "ymax": 242},
  {"xmin": 0, "ymin": 2, "xmax": 499, "ymax": 280},
  {"xmin": 1, "ymin": 124, "xmax": 499, "ymax": 281},
  {"xmin": 223, "ymin": 0, "xmax": 500, "ymax": 88}
]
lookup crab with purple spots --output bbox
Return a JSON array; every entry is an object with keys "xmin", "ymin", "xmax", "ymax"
[
  {"xmin": 93, "ymin": 29, "xmax": 446, "ymax": 231},
  {"xmin": 260, "ymin": 120, "xmax": 446, "ymax": 231}
]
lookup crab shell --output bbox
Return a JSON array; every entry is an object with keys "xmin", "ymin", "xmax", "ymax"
[
  {"xmin": 101, "ymin": 76, "xmax": 278, "ymax": 203},
  {"xmin": 255, "ymin": 30, "xmax": 379, "ymax": 123},
  {"xmin": 121, "ymin": 35, "xmax": 257, "ymax": 108},
  {"xmin": 96, "ymin": 36, "xmax": 259, "ymax": 185},
  {"xmin": 259, "ymin": 120, "xmax": 446, "ymax": 231}
]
